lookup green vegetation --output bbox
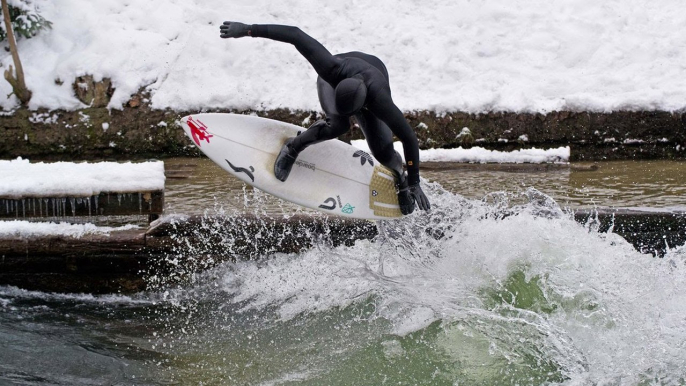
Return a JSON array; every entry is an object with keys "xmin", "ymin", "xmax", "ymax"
[{"xmin": 0, "ymin": 1, "xmax": 51, "ymax": 41}]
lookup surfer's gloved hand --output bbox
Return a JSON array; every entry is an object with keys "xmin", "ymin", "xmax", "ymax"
[
  {"xmin": 220, "ymin": 21, "xmax": 251, "ymax": 38},
  {"xmin": 409, "ymin": 183, "xmax": 430, "ymax": 211},
  {"xmin": 397, "ymin": 177, "xmax": 415, "ymax": 215},
  {"xmin": 274, "ymin": 138, "xmax": 299, "ymax": 182}
]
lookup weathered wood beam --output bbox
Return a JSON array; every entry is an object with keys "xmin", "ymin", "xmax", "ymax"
[
  {"xmin": 1, "ymin": 210, "xmax": 683, "ymax": 294},
  {"xmin": 0, "ymin": 190, "xmax": 164, "ymax": 219}
]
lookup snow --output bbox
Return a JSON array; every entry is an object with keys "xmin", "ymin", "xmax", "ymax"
[
  {"xmin": 0, "ymin": 220, "xmax": 139, "ymax": 239},
  {"xmin": 1, "ymin": 0, "xmax": 685, "ymax": 113},
  {"xmin": 351, "ymin": 140, "xmax": 569, "ymax": 164},
  {"xmin": 0, "ymin": 158, "xmax": 165, "ymax": 198}
]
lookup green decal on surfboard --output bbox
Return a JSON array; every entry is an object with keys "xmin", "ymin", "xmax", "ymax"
[{"xmin": 341, "ymin": 204, "xmax": 355, "ymax": 214}]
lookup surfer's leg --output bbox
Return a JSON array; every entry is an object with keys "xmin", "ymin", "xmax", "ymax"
[
  {"xmin": 274, "ymin": 116, "xmax": 350, "ymax": 182},
  {"xmin": 289, "ymin": 115, "xmax": 350, "ymax": 152},
  {"xmin": 289, "ymin": 76, "xmax": 353, "ymax": 150},
  {"xmin": 355, "ymin": 110, "xmax": 415, "ymax": 215},
  {"xmin": 355, "ymin": 109, "xmax": 403, "ymax": 178},
  {"xmin": 274, "ymin": 77, "xmax": 351, "ymax": 181}
]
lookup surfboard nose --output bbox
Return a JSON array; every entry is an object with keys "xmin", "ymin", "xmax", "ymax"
[
  {"xmin": 179, "ymin": 115, "xmax": 192, "ymax": 139},
  {"xmin": 180, "ymin": 115, "xmax": 214, "ymax": 148}
]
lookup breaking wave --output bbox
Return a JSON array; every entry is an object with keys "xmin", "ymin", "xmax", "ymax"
[{"xmin": 147, "ymin": 183, "xmax": 686, "ymax": 385}]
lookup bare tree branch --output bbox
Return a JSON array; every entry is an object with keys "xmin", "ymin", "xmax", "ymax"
[{"xmin": 1, "ymin": 0, "xmax": 32, "ymax": 106}]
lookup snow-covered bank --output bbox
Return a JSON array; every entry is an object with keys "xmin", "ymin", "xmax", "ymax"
[
  {"xmin": 0, "ymin": 220, "xmax": 139, "ymax": 239},
  {"xmin": 352, "ymin": 140, "xmax": 570, "ymax": 164},
  {"xmin": 1, "ymin": 0, "xmax": 685, "ymax": 113},
  {"xmin": 0, "ymin": 158, "xmax": 165, "ymax": 198}
]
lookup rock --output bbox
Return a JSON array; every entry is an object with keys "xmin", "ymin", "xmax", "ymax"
[
  {"xmin": 73, "ymin": 75, "xmax": 114, "ymax": 108},
  {"xmin": 128, "ymin": 95, "xmax": 141, "ymax": 108}
]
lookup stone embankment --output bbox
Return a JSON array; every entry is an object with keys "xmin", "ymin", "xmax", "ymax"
[{"xmin": 2, "ymin": 100, "xmax": 685, "ymax": 162}]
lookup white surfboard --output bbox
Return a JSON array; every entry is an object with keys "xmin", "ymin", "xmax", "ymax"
[{"xmin": 179, "ymin": 113, "xmax": 402, "ymax": 220}]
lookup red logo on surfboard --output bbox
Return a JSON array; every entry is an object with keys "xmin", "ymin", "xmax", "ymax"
[{"xmin": 187, "ymin": 116, "xmax": 213, "ymax": 147}]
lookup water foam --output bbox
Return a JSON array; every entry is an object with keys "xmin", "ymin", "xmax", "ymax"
[
  {"xmin": 157, "ymin": 184, "xmax": 686, "ymax": 384},
  {"xmin": 0, "ymin": 285, "xmax": 153, "ymax": 306}
]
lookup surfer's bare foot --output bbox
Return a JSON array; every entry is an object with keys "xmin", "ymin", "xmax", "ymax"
[
  {"xmin": 396, "ymin": 176, "xmax": 416, "ymax": 215},
  {"xmin": 274, "ymin": 138, "xmax": 299, "ymax": 182}
]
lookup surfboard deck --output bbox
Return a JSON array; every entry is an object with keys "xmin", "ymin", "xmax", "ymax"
[{"xmin": 179, "ymin": 113, "xmax": 402, "ymax": 220}]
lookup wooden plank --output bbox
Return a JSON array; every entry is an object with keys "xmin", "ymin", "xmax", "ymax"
[
  {"xmin": 0, "ymin": 190, "xmax": 164, "ymax": 218},
  {"xmin": 0, "ymin": 228, "xmax": 147, "ymax": 258},
  {"xmin": 0, "ymin": 228, "xmax": 149, "ymax": 293}
]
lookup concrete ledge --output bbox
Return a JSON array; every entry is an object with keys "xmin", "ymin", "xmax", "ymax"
[
  {"xmin": 574, "ymin": 208, "xmax": 686, "ymax": 255},
  {"xmin": 0, "ymin": 215, "xmax": 377, "ymax": 294},
  {"xmin": 1, "ymin": 210, "xmax": 683, "ymax": 293}
]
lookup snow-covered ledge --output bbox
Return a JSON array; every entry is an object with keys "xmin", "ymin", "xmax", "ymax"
[{"xmin": 0, "ymin": 158, "xmax": 165, "ymax": 219}]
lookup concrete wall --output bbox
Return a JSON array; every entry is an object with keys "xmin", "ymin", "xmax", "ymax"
[
  {"xmin": 1, "ymin": 211, "xmax": 683, "ymax": 294},
  {"xmin": 2, "ymin": 103, "xmax": 685, "ymax": 161}
]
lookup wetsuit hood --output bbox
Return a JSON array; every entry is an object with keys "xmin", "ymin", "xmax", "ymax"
[{"xmin": 335, "ymin": 77, "xmax": 367, "ymax": 115}]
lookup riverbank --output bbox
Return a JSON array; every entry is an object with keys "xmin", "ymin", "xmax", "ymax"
[{"xmin": 2, "ymin": 105, "xmax": 685, "ymax": 161}]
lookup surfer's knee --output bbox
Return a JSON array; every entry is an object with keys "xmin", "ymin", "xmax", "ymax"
[
  {"xmin": 323, "ymin": 116, "xmax": 352, "ymax": 138},
  {"xmin": 311, "ymin": 117, "xmax": 349, "ymax": 138}
]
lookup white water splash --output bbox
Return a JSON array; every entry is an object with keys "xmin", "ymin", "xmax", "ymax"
[
  {"xmin": 0, "ymin": 285, "xmax": 154, "ymax": 306},
  {"xmin": 183, "ymin": 183, "xmax": 686, "ymax": 384}
]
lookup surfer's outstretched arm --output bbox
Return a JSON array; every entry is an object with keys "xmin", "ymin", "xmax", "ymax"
[{"xmin": 220, "ymin": 22, "xmax": 342, "ymax": 84}]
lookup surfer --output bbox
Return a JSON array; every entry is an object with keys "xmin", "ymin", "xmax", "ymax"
[{"xmin": 220, "ymin": 22, "xmax": 430, "ymax": 215}]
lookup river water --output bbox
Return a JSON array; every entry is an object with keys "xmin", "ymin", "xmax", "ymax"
[
  {"xmin": 163, "ymin": 158, "xmax": 686, "ymax": 215},
  {"xmin": 2, "ymin": 159, "xmax": 686, "ymax": 385}
]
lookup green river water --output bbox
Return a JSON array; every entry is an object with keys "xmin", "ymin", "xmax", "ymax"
[{"xmin": 1, "ymin": 159, "xmax": 685, "ymax": 385}]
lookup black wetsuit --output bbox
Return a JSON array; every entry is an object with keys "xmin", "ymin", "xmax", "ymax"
[{"xmin": 250, "ymin": 25, "xmax": 421, "ymax": 186}]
